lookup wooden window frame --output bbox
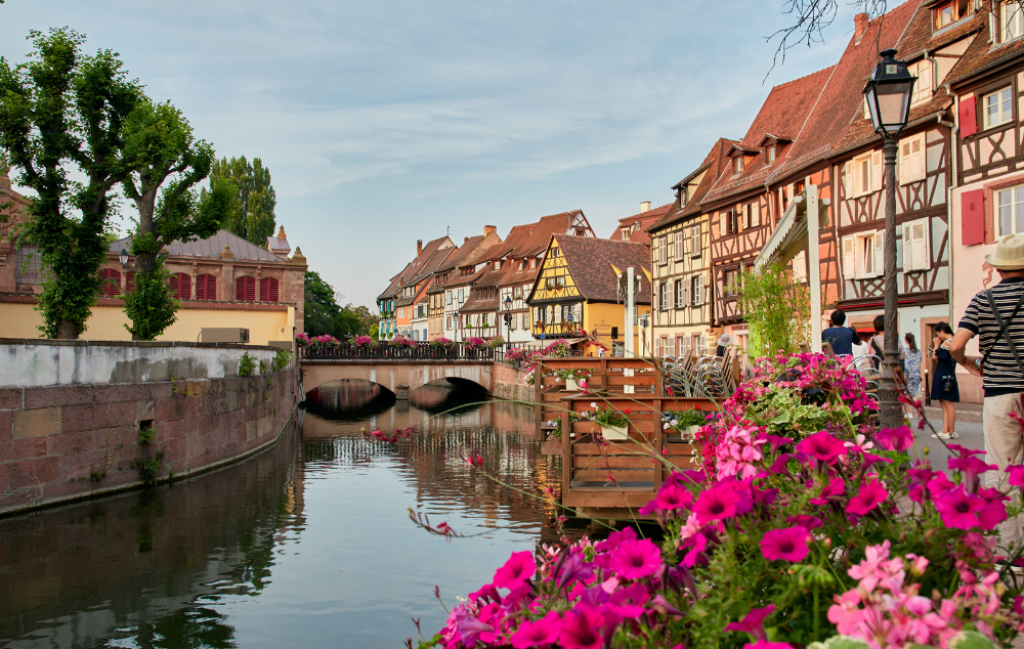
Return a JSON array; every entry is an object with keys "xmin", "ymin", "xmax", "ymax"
[{"xmin": 981, "ymin": 82, "xmax": 1015, "ymax": 131}]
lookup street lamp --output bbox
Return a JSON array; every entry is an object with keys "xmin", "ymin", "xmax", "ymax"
[
  {"xmin": 119, "ymin": 248, "xmax": 130, "ymax": 268},
  {"xmin": 863, "ymin": 48, "xmax": 915, "ymax": 429},
  {"xmin": 503, "ymin": 295, "xmax": 513, "ymax": 348}
]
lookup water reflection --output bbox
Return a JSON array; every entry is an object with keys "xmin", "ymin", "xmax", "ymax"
[{"xmin": 0, "ymin": 380, "xmax": 566, "ymax": 649}]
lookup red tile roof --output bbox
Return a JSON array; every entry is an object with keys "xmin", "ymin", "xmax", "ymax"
[
  {"xmin": 947, "ymin": 16, "xmax": 1024, "ymax": 88},
  {"xmin": 649, "ymin": 138, "xmax": 738, "ymax": 233},
  {"xmin": 608, "ymin": 203, "xmax": 672, "ymax": 244},
  {"xmin": 546, "ymin": 236, "xmax": 652, "ymax": 304},
  {"xmin": 377, "ymin": 235, "xmax": 453, "ymax": 299}
]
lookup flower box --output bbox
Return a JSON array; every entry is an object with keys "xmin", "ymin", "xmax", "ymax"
[{"xmin": 600, "ymin": 424, "xmax": 628, "ymax": 441}]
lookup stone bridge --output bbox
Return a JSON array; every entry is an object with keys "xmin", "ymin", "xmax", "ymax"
[{"xmin": 301, "ymin": 359, "xmax": 495, "ymax": 398}]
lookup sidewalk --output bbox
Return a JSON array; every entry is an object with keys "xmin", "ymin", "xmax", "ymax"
[{"xmin": 922, "ymin": 401, "xmax": 983, "ymax": 423}]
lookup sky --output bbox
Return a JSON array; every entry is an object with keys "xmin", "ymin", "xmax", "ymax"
[{"xmin": 0, "ymin": 0, "xmax": 865, "ymax": 309}]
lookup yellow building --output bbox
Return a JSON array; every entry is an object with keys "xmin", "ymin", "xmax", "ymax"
[
  {"xmin": 0, "ymin": 174, "xmax": 305, "ymax": 346},
  {"xmin": 527, "ymin": 235, "xmax": 651, "ymax": 355}
]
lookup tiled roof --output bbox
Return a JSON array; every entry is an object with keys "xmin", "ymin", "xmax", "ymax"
[
  {"xmin": 109, "ymin": 229, "xmax": 286, "ymax": 263},
  {"xmin": 489, "ymin": 210, "xmax": 588, "ymax": 260},
  {"xmin": 608, "ymin": 203, "xmax": 672, "ymax": 244},
  {"xmin": 703, "ymin": 66, "xmax": 835, "ymax": 205},
  {"xmin": 552, "ymin": 236, "xmax": 652, "ymax": 304},
  {"xmin": 772, "ymin": 0, "xmax": 920, "ymax": 178},
  {"xmin": 649, "ymin": 138, "xmax": 738, "ymax": 233},
  {"xmin": 377, "ymin": 235, "xmax": 453, "ymax": 299},
  {"xmin": 947, "ymin": 18, "xmax": 1024, "ymax": 87}
]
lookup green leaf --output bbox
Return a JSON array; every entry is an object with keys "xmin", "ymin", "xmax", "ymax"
[
  {"xmin": 806, "ymin": 636, "xmax": 874, "ymax": 649},
  {"xmin": 948, "ymin": 630, "xmax": 998, "ymax": 649}
]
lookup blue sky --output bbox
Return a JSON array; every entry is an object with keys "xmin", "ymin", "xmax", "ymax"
[{"xmin": 1, "ymin": 0, "xmax": 862, "ymax": 308}]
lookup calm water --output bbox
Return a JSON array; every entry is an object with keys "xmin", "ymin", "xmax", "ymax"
[{"xmin": 0, "ymin": 382, "xmax": 574, "ymax": 648}]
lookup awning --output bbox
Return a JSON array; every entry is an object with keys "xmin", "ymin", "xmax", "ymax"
[{"xmin": 754, "ymin": 194, "xmax": 831, "ymax": 268}]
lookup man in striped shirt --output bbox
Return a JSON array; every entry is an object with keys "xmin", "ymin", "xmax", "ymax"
[{"xmin": 950, "ymin": 234, "xmax": 1024, "ymax": 555}]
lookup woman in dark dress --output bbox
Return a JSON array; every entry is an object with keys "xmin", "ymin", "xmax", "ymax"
[{"xmin": 930, "ymin": 322, "xmax": 959, "ymax": 439}]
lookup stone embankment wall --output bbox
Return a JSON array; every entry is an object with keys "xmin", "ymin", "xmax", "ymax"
[
  {"xmin": 0, "ymin": 340, "xmax": 300, "ymax": 516},
  {"xmin": 492, "ymin": 362, "xmax": 534, "ymax": 403}
]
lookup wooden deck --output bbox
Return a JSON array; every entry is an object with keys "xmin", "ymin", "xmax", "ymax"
[{"xmin": 530, "ymin": 357, "xmax": 719, "ymax": 519}]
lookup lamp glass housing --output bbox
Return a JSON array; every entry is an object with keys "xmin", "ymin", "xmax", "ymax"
[
  {"xmin": 119, "ymin": 248, "xmax": 129, "ymax": 267},
  {"xmin": 863, "ymin": 49, "xmax": 915, "ymax": 138}
]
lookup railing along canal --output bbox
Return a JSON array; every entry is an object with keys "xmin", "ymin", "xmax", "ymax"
[{"xmin": 300, "ymin": 341, "xmax": 500, "ymax": 361}]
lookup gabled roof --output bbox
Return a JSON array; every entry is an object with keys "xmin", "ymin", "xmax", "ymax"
[
  {"xmin": 545, "ymin": 236, "xmax": 652, "ymax": 304},
  {"xmin": 109, "ymin": 229, "xmax": 287, "ymax": 263},
  {"xmin": 703, "ymin": 66, "xmax": 835, "ymax": 205},
  {"xmin": 946, "ymin": 12, "xmax": 1024, "ymax": 87},
  {"xmin": 488, "ymin": 210, "xmax": 591, "ymax": 261},
  {"xmin": 608, "ymin": 203, "xmax": 672, "ymax": 244},
  {"xmin": 650, "ymin": 138, "xmax": 738, "ymax": 233},
  {"xmin": 377, "ymin": 235, "xmax": 453, "ymax": 300}
]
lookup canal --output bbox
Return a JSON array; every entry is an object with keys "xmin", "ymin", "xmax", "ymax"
[{"xmin": 0, "ymin": 382, "xmax": 571, "ymax": 648}]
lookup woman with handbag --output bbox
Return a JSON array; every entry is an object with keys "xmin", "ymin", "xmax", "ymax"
[{"xmin": 930, "ymin": 322, "xmax": 959, "ymax": 439}]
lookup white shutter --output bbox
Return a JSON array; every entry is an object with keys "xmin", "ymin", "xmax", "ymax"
[
  {"xmin": 695, "ymin": 275, "xmax": 704, "ymax": 304},
  {"xmin": 674, "ymin": 231, "xmax": 682, "ymax": 260},
  {"xmin": 911, "ymin": 218, "xmax": 930, "ymax": 271},
  {"xmin": 683, "ymin": 277, "xmax": 690, "ymax": 306},
  {"xmin": 873, "ymin": 230, "xmax": 885, "ymax": 277},
  {"xmin": 752, "ymin": 202, "xmax": 761, "ymax": 227},
  {"xmin": 720, "ymin": 213, "xmax": 728, "ymax": 237},
  {"xmin": 912, "ymin": 136, "xmax": 925, "ymax": 182},
  {"xmin": 871, "ymin": 151, "xmax": 883, "ymax": 192},
  {"xmin": 916, "ymin": 62, "xmax": 932, "ymax": 105},
  {"xmin": 842, "ymin": 237, "xmax": 856, "ymax": 280},
  {"xmin": 691, "ymin": 226, "xmax": 700, "ymax": 254},
  {"xmin": 899, "ymin": 140, "xmax": 910, "ymax": 185},
  {"xmin": 843, "ymin": 161, "xmax": 853, "ymax": 196},
  {"xmin": 902, "ymin": 223, "xmax": 913, "ymax": 271}
]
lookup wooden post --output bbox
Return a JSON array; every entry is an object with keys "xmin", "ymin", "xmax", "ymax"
[
  {"xmin": 599, "ymin": 358, "xmax": 608, "ymax": 391},
  {"xmin": 653, "ymin": 398, "xmax": 663, "ymax": 490},
  {"xmin": 654, "ymin": 357, "xmax": 663, "ymax": 397},
  {"xmin": 561, "ymin": 409, "xmax": 572, "ymax": 498}
]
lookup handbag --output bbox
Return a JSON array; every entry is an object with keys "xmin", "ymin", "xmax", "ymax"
[{"xmin": 942, "ymin": 375, "xmax": 955, "ymax": 393}]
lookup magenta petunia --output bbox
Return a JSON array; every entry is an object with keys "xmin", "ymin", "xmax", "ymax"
[
  {"xmin": 949, "ymin": 455, "xmax": 998, "ymax": 487},
  {"xmin": 511, "ymin": 611, "xmax": 562, "ymax": 649},
  {"xmin": 847, "ymin": 480, "xmax": 888, "ymax": 516},
  {"xmin": 492, "ymin": 551, "xmax": 536, "ymax": 590},
  {"xmin": 809, "ymin": 476, "xmax": 846, "ymax": 506},
  {"xmin": 760, "ymin": 526, "xmax": 811, "ymax": 562},
  {"xmin": 1008, "ymin": 465, "xmax": 1024, "ymax": 487},
  {"xmin": 795, "ymin": 431, "xmax": 847, "ymax": 463},
  {"xmin": 610, "ymin": 538, "xmax": 663, "ymax": 580},
  {"xmin": 934, "ymin": 485, "xmax": 984, "ymax": 529},
  {"xmin": 947, "ymin": 443, "xmax": 986, "ymax": 458},
  {"xmin": 976, "ymin": 487, "xmax": 1009, "ymax": 530},
  {"xmin": 744, "ymin": 641, "xmax": 795, "ymax": 649},
  {"xmin": 559, "ymin": 607, "xmax": 605, "ymax": 649},
  {"xmin": 786, "ymin": 514, "xmax": 824, "ymax": 530},
  {"xmin": 875, "ymin": 426, "xmax": 914, "ymax": 452},
  {"xmin": 692, "ymin": 482, "xmax": 742, "ymax": 524},
  {"xmin": 454, "ymin": 609, "xmax": 495, "ymax": 647},
  {"xmin": 725, "ymin": 604, "xmax": 774, "ymax": 640}
]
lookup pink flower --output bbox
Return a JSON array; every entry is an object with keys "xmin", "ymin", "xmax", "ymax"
[
  {"xmin": 949, "ymin": 455, "xmax": 997, "ymax": 489},
  {"xmin": 934, "ymin": 485, "xmax": 984, "ymax": 530},
  {"xmin": 559, "ymin": 607, "xmax": 605, "ymax": 649},
  {"xmin": 787, "ymin": 514, "xmax": 824, "ymax": 530},
  {"xmin": 976, "ymin": 488, "xmax": 1008, "ymax": 530},
  {"xmin": 640, "ymin": 483, "xmax": 693, "ymax": 516},
  {"xmin": 761, "ymin": 526, "xmax": 811, "ymax": 562},
  {"xmin": 744, "ymin": 642, "xmax": 794, "ymax": 649},
  {"xmin": 1006, "ymin": 465, "xmax": 1024, "ymax": 487},
  {"xmin": 809, "ymin": 476, "xmax": 846, "ymax": 505},
  {"xmin": 511, "ymin": 611, "xmax": 562, "ymax": 648},
  {"xmin": 454, "ymin": 609, "xmax": 495, "ymax": 647},
  {"xmin": 847, "ymin": 481, "xmax": 888, "ymax": 516},
  {"xmin": 692, "ymin": 482, "xmax": 742, "ymax": 524},
  {"xmin": 795, "ymin": 431, "xmax": 847, "ymax": 463},
  {"xmin": 493, "ymin": 551, "xmax": 536, "ymax": 590},
  {"xmin": 610, "ymin": 538, "xmax": 662, "ymax": 580},
  {"xmin": 875, "ymin": 426, "xmax": 914, "ymax": 452},
  {"xmin": 725, "ymin": 604, "xmax": 774, "ymax": 640}
]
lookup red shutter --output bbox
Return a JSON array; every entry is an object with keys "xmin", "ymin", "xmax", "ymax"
[
  {"xmin": 236, "ymin": 277, "xmax": 244, "ymax": 301},
  {"xmin": 962, "ymin": 189, "xmax": 985, "ymax": 246},
  {"xmin": 180, "ymin": 274, "xmax": 191, "ymax": 300},
  {"xmin": 261, "ymin": 277, "xmax": 279, "ymax": 302},
  {"xmin": 236, "ymin": 277, "xmax": 255, "ymax": 302},
  {"xmin": 126, "ymin": 271, "xmax": 135, "ymax": 293},
  {"xmin": 170, "ymin": 274, "xmax": 179, "ymax": 298},
  {"xmin": 960, "ymin": 96, "xmax": 977, "ymax": 138},
  {"xmin": 196, "ymin": 274, "xmax": 216, "ymax": 300},
  {"xmin": 100, "ymin": 269, "xmax": 120, "ymax": 297}
]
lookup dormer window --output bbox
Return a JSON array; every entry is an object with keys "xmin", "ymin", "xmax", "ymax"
[
  {"xmin": 1000, "ymin": 1, "xmax": 1024, "ymax": 42},
  {"xmin": 734, "ymin": 156, "xmax": 743, "ymax": 174},
  {"xmin": 935, "ymin": 2, "xmax": 953, "ymax": 28},
  {"xmin": 767, "ymin": 145, "xmax": 776, "ymax": 164},
  {"xmin": 494, "ymin": 260, "xmax": 500, "ymax": 270},
  {"xmin": 935, "ymin": 0, "xmax": 976, "ymax": 31},
  {"xmin": 621, "ymin": 227, "xmax": 630, "ymax": 240}
]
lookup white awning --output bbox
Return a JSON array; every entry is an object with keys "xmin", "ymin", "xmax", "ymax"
[{"xmin": 755, "ymin": 193, "xmax": 830, "ymax": 268}]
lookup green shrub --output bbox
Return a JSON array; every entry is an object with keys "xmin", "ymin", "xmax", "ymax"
[{"xmin": 238, "ymin": 352, "xmax": 257, "ymax": 376}]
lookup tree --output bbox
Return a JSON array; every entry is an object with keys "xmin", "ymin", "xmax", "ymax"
[
  {"xmin": 0, "ymin": 29, "xmax": 141, "ymax": 339},
  {"xmin": 119, "ymin": 99, "xmax": 234, "ymax": 339},
  {"xmin": 737, "ymin": 263, "xmax": 811, "ymax": 358},
  {"xmin": 207, "ymin": 155, "xmax": 276, "ymax": 245},
  {"xmin": 303, "ymin": 271, "xmax": 373, "ymax": 339}
]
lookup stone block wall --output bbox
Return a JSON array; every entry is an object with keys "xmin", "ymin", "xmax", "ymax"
[
  {"xmin": 0, "ymin": 341, "xmax": 300, "ymax": 516},
  {"xmin": 492, "ymin": 362, "xmax": 534, "ymax": 403}
]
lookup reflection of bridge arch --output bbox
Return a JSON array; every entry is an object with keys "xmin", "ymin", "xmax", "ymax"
[{"xmin": 302, "ymin": 360, "xmax": 493, "ymax": 396}]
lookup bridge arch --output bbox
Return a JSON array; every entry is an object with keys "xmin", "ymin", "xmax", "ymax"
[{"xmin": 302, "ymin": 360, "xmax": 494, "ymax": 396}]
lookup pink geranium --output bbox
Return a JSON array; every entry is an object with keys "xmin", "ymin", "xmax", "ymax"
[
  {"xmin": 795, "ymin": 431, "xmax": 847, "ymax": 463},
  {"xmin": 609, "ymin": 538, "xmax": 663, "ymax": 580},
  {"xmin": 511, "ymin": 611, "xmax": 561, "ymax": 648},
  {"xmin": 847, "ymin": 481, "xmax": 888, "ymax": 516},
  {"xmin": 760, "ymin": 526, "xmax": 810, "ymax": 562},
  {"xmin": 493, "ymin": 551, "xmax": 535, "ymax": 589}
]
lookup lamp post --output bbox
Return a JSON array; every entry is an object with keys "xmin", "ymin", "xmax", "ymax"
[
  {"xmin": 503, "ymin": 295, "xmax": 513, "ymax": 350},
  {"xmin": 119, "ymin": 248, "xmax": 130, "ymax": 268},
  {"xmin": 863, "ymin": 48, "xmax": 915, "ymax": 429}
]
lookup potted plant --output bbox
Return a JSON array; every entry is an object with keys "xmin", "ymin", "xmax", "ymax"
[
  {"xmin": 489, "ymin": 336, "xmax": 505, "ymax": 349},
  {"xmin": 352, "ymin": 335, "xmax": 376, "ymax": 348},
  {"xmin": 429, "ymin": 337, "xmax": 455, "ymax": 350},
  {"xmin": 587, "ymin": 405, "xmax": 630, "ymax": 441},
  {"xmin": 663, "ymin": 409, "xmax": 707, "ymax": 440},
  {"xmin": 463, "ymin": 337, "xmax": 486, "ymax": 351},
  {"xmin": 555, "ymin": 368, "xmax": 592, "ymax": 391},
  {"xmin": 543, "ymin": 339, "xmax": 573, "ymax": 358}
]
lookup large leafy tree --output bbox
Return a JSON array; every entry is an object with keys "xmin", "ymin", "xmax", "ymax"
[
  {"xmin": 0, "ymin": 29, "xmax": 140, "ymax": 339},
  {"xmin": 304, "ymin": 270, "xmax": 371, "ymax": 339},
  {"xmin": 207, "ymin": 155, "xmax": 276, "ymax": 245},
  {"xmin": 119, "ymin": 99, "xmax": 234, "ymax": 339}
]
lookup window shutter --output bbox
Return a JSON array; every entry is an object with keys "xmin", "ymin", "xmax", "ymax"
[
  {"xmin": 917, "ymin": 63, "xmax": 932, "ymax": 104},
  {"xmin": 171, "ymin": 273, "xmax": 180, "ymax": 299},
  {"xmin": 842, "ymin": 237, "xmax": 856, "ymax": 280},
  {"xmin": 261, "ymin": 277, "xmax": 279, "ymax": 302},
  {"xmin": 871, "ymin": 151, "xmax": 883, "ymax": 192},
  {"xmin": 961, "ymin": 188, "xmax": 985, "ymax": 245},
  {"xmin": 675, "ymin": 231, "xmax": 683, "ymax": 260},
  {"xmin": 695, "ymin": 275, "xmax": 703, "ymax": 305},
  {"xmin": 912, "ymin": 136, "xmax": 925, "ymax": 181},
  {"xmin": 899, "ymin": 140, "xmax": 911, "ymax": 184},
  {"xmin": 720, "ymin": 213, "xmax": 727, "ymax": 237},
  {"xmin": 178, "ymin": 274, "xmax": 191, "ymax": 300},
  {"xmin": 902, "ymin": 223, "xmax": 913, "ymax": 271},
  {"xmin": 683, "ymin": 277, "xmax": 690, "ymax": 306},
  {"xmin": 843, "ymin": 161, "xmax": 852, "ymax": 196},
  {"xmin": 911, "ymin": 219, "xmax": 930, "ymax": 271},
  {"xmin": 126, "ymin": 271, "xmax": 135, "ymax": 294},
  {"xmin": 873, "ymin": 231, "xmax": 885, "ymax": 277},
  {"xmin": 959, "ymin": 96, "xmax": 978, "ymax": 138}
]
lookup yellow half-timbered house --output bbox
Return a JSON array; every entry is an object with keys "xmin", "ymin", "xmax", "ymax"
[{"xmin": 527, "ymin": 235, "xmax": 651, "ymax": 354}]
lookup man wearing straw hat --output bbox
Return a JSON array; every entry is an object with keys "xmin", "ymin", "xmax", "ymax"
[{"xmin": 950, "ymin": 234, "xmax": 1024, "ymax": 557}]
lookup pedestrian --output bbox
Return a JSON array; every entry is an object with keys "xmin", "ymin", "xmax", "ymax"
[
  {"xmin": 822, "ymin": 309, "xmax": 856, "ymax": 356},
  {"xmin": 716, "ymin": 334, "xmax": 732, "ymax": 358},
  {"xmin": 950, "ymin": 233, "xmax": 1024, "ymax": 559},
  {"xmin": 851, "ymin": 330, "xmax": 869, "ymax": 360},
  {"xmin": 929, "ymin": 323, "xmax": 959, "ymax": 438},
  {"xmin": 868, "ymin": 314, "xmax": 905, "ymax": 375},
  {"xmin": 903, "ymin": 332, "xmax": 922, "ymax": 419}
]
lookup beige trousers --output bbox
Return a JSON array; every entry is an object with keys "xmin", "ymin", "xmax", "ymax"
[{"xmin": 983, "ymin": 392, "xmax": 1024, "ymax": 552}]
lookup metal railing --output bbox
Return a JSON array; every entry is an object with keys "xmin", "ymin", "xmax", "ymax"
[{"xmin": 300, "ymin": 341, "xmax": 501, "ymax": 361}]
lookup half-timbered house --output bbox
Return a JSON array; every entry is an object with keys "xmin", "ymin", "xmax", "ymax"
[
  {"xmin": 527, "ymin": 236, "xmax": 651, "ymax": 354},
  {"xmin": 424, "ymin": 227, "xmax": 501, "ymax": 340},
  {"xmin": 646, "ymin": 139, "xmax": 736, "ymax": 359},
  {"xmin": 611, "ymin": 202, "xmax": 671, "ymax": 244}
]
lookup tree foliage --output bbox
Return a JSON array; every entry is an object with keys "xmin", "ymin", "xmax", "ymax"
[
  {"xmin": 119, "ymin": 98, "xmax": 233, "ymax": 339},
  {"xmin": 0, "ymin": 28, "xmax": 141, "ymax": 338},
  {"xmin": 736, "ymin": 263, "xmax": 811, "ymax": 358},
  {"xmin": 207, "ymin": 155, "xmax": 276, "ymax": 245},
  {"xmin": 304, "ymin": 270, "xmax": 376, "ymax": 339}
]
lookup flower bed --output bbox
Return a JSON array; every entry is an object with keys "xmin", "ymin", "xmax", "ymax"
[{"xmin": 415, "ymin": 352, "xmax": 1024, "ymax": 649}]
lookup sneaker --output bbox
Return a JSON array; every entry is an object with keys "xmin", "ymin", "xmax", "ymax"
[
  {"xmin": 930, "ymin": 432, "xmax": 952, "ymax": 440},
  {"xmin": 996, "ymin": 559, "xmax": 1024, "ymax": 575}
]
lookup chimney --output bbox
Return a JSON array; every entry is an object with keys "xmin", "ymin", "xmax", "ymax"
[
  {"xmin": 483, "ymin": 225, "xmax": 497, "ymax": 237},
  {"xmin": 417, "ymin": 239, "xmax": 423, "ymax": 255},
  {"xmin": 464, "ymin": 236, "xmax": 469, "ymax": 243},
  {"xmin": 640, "ymin": 201, "xmax": 651, "ymax": 213},
  {"xmin": 854, "ymin": 13, "xmax": 869, "ymax": 43}
]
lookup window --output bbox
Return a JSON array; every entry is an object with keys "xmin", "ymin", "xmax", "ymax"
[
  {"xmin": 513, "ymin": 287, "xmax": 523, "ymax": 300},
  {"xmin": 723, "ymin": 269, "xmax": 738, "ymax": 297},
  {"xmin": 659, "ymin": 282, "xmax": 669, "ymax": 311},
  {"xmin": 15, "ymin": 246, "xmax": 41, "ymax": 285},
  {"xmin": 675, "ymin": 279, "xmax": 685, "ymax": 308},
  {"xmin": 733, "ymin": 156, "xmax": 743, "ymax": 174},
  {"xmin": 696, "ymin": 335, "xmax": 706, "ymax": 357},
  {"xmin": 842, "ymin": 232, "xmax": 885, "ymax": 279},
  {"xmin": 902, "ymin": 217, "xmax": 932, "ymax": 271},
  {"xmin": 195, "ymin": 274, "xmax": 217, "ymax": 300},
  {"xmin": 792, "ymin": 251, "xmax": 807, "ymax": 283},
  {"xmin": 99, "ymin": 269, "xmax": 121, "ymax": 297},
  {"xmin": 1001, "ymin": 1, "xmax": 1024, "ymax": 42},
  {"xmin": 997, "ymin": 185, "xmax": 1024, "ymax": 237},
  {"xmin": 260, "ymin": 277, "xmax": 279, "ymax": 302},
  {"xmin": 673, "ymin": 230, "xmax": 684, "ymax": 261},
  {"xmin": 171, "ymin": 273, "xmax": 191, "ymax": 300},
  {"xmin": 659, "ymin": 237, "xmax": 668, "ymax": 265},
  {"xmin": 852, "ymin": 151, "xmax": 881, "ymax": 196},
  {"xmin": 446, "ymin": 290, "xmax": 452, "ymax": 305},
  {"xmin": 690, "ymin": 226, "xmax": 701, "ymax": 257},
  {"xmin": 621, "ymin": 227, "xmax": 630, "ymax": 240},
  {"xmin": 909, "ymin": 61, "xmax": 932, "ymax": 106},
  {"xmin": 936, "ymin": 2, "xmax": 953, "ymax": 28},
  {"xmin": 983, "ymin": 86, "xmax": 1013, "ymax": 130},
  {"xmin": 899, "ymin": 134, "xmax": 926, "ymax": 184},
  {"xmin": 766, "ymin": 145, "xmax": 776, "ymax": 164},
  {"xmin": 719, "ymin": 210, "xmax": 737, "ymax": 237},
  {"xmin": 458, "ymin": 288, "xmax": 464, "ymax": 302},
  {"xmin": 691, "ymin": 275, "xmax": 703, "ymax": 306},
  {"xmin": 678, "ymin": 336, "xmax": 690, "ymax": 358},
  {"xmin": 745, "ymin": 204, "xmax": 753, "ymax": 229}
]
